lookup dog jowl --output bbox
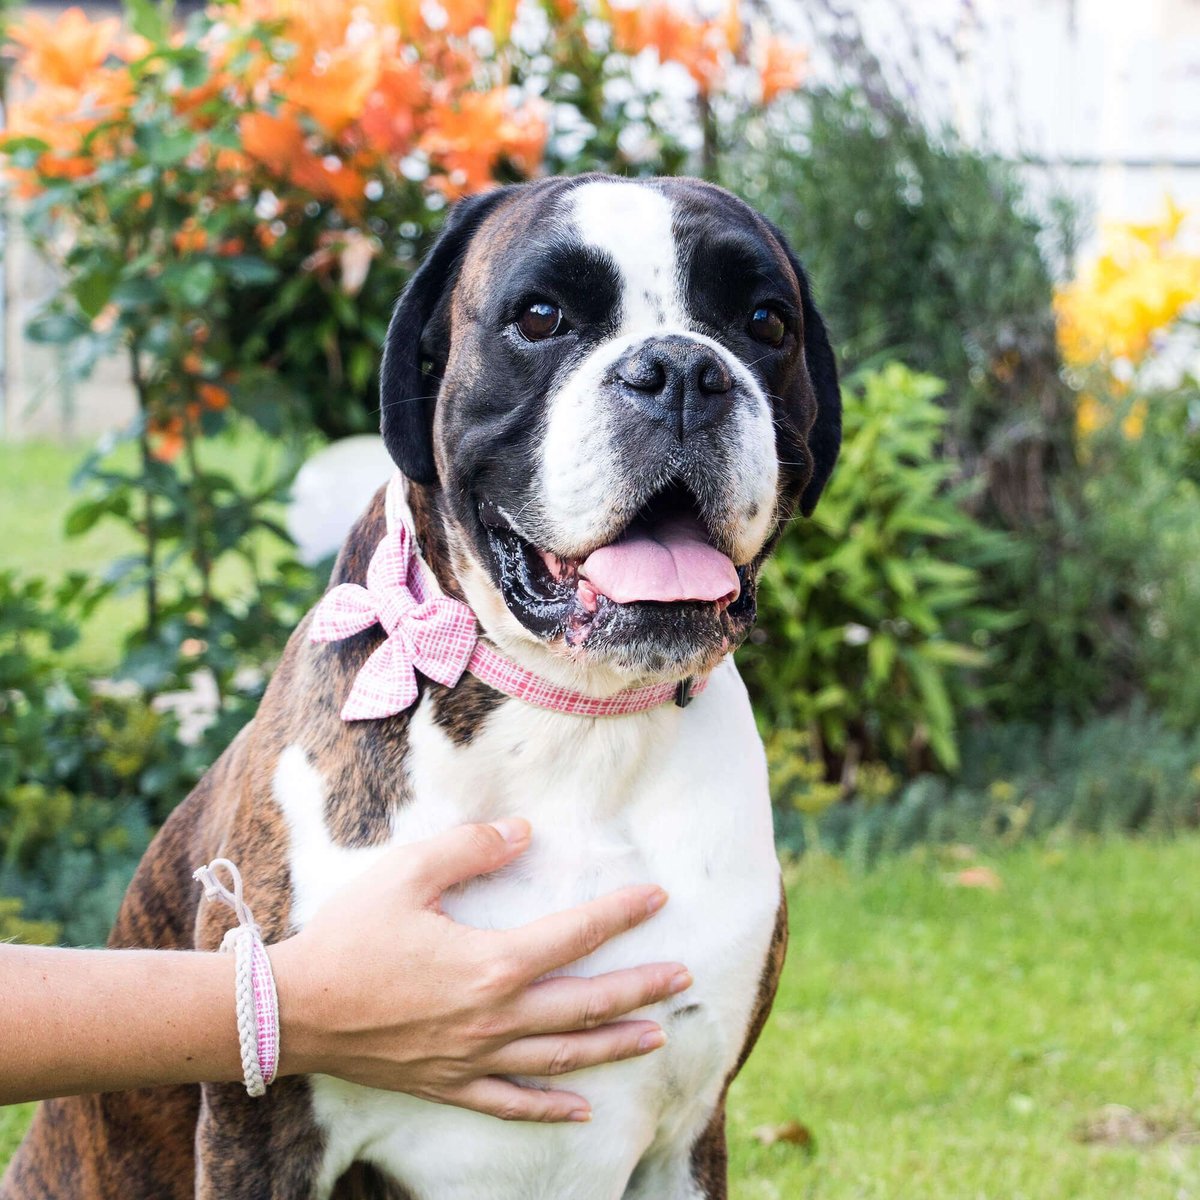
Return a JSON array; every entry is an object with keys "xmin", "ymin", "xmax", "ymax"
[{"xmin": 1, "ymin": 175, "xmax": 839, "ymax": 1200}]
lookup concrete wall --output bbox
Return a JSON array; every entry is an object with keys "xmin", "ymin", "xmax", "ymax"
[
  {"xmin": 1, "ymin": 216, "xmax": 137, "ymax": 439},
  {"xmin": 779, "ymin": 0, "xmax": 1200, "ymax": 237}
]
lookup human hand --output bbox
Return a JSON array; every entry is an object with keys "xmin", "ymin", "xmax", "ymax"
[{"xmin": 269, "ymin": 818, "xmax": 690, "ymax": 1123}]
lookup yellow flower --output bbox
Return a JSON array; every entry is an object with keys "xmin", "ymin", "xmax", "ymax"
[
  {"xmin": 1120, "ymin": 397, "xmax": 1147, "ymax": 440},
  {"xmin": 1056, "ymin": 198, "xmax": 1200, "ymax": 372}
]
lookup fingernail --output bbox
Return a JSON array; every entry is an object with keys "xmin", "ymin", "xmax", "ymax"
[
  {"xmin": 669, "ymin": 970, "xmax": 693, "ymax": 995},
  {"xmin": 638, "ymin": 1029, "xmax": 667, "ymax": 1052},
  {"xmin": 568, "ymin": 1108, "xmax": 592, "ymax": 1123},
  {"xmin": 645, "ymin": 888, "xmax": 668, "ymax": 916},
  {"xmin": 491, "ymin": 818, "xmax": 530, "ymax": 845}
]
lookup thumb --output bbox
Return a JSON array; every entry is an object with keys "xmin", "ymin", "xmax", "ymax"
[{"xmin": 404, "ymin": 819, "xmax": 531, "ymax": 905}]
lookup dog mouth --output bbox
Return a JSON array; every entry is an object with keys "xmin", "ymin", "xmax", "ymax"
[{"xmin": 479, "ymin": 482, "xmax": 751, "ymax": 649}]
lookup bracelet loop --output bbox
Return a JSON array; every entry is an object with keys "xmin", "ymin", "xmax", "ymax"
[{"xmin": 194, "ymin": 858, "xmax": 280, "ymax": 1097}]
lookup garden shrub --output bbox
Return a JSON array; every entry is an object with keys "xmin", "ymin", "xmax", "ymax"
[
  {"xmin": 0, "ymin": 0, "xmax": 807, "ymax": 734},
  {"xmin": 771, "ymin": 705, "xmax": 1200, "ymax": 866},
  {"xmin": 740, "ymin": 363, "xmax": 1015, "ymax": 775},
  {"xmin": 726, "ymin": 86, "xmax": 1078, "ymax": 529},
  {"xmin": 1008, "ymin": 201, "xmax": 1200, "ymax": 724},
  {"xmin": 724, "ymin": 87, "xmax": 1094, "ymax": 731},
  {"xmin": 0, "ymin": 572, "xmax": 205, "ymax": 944}
]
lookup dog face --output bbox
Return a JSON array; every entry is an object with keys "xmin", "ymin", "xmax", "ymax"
[{"xmin": 381, "ymin": 174, "xmax": 841, "ymax": 683}]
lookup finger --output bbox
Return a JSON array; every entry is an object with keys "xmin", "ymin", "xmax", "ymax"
[
  {"xmin": 402, "ymin": 820, "xmax": 532, "ymax": 903},
  {"xmin": 488, "ymin": 1021, "xmax": 666, "ymax": 1077},
  {"xmin": 503, "ymin": 885, "xmax": 669, "ymax": 980},
  {"xmin": 511, "ymin": 963, "xmax": 693, "ymax": 1036},
  {"xmin": 444, "ymin": 1077, "xmax": 593, "ymax": 1124}
]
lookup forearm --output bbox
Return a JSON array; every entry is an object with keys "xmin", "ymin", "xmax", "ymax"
[{"xmin": 0, "ymin": 944, "xmax": 243, "ymax": 1104}]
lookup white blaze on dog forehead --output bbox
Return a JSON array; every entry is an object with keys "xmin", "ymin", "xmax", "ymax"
[
  {"xmin": 569, "ymin": 180, "xmax": 686, "ymax": 331},
  {"xmin": 535, "ymin": 180, "xmax": 779, "ymax": 557}
]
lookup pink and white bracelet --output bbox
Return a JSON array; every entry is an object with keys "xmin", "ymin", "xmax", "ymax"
[{"xmin": 193, "ymin": 858, "xmax": 280, "ymax": 1097}]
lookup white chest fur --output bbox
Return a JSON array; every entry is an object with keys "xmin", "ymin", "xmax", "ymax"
[{"xmin": 273, "ymin": 659, "xmax": 780, "ymax": 1200}]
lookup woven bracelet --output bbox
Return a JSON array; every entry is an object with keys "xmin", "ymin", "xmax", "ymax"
[{"xmin": 193, "ymin": 858, "xmax": 280, "ymax": 1097}]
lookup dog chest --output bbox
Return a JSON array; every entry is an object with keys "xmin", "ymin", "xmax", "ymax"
[{"xmin": 274, "ymin": 660, "xmax": 780, "ymax": 1200}]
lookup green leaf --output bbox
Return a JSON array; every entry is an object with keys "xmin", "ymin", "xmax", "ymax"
[
  {"xmin": 0, "ymin": 135, "xmax": 51, "ymax": 156},
  {"xmin": 64, "ymin": 501, "xmax": 108, "ymax": 539},
  {"xmin": 125, "ymin": 0, "xmax": 171, "ymax": 44},
  {"xmin": 136, "ymin": 124, "xmax": 197, "ymax": 168},
  {"xmin": 867, "ymin": 633, "xmax": 897, "ymax": 684},
  {"xmin": 918, "ymin": 641, "xmax": 989, "ymax": 669},
  {"xmin": 112, "ymin": 278, "xmax": 162, "ymax": 312},
  {"xmin": 218, "ymin": 256, "xmax": 281, "ymax": 288},
  {"xmin": 25, "ymin": 311, "xmax": 87, "ymax": 346},
  {"xmin": 72, "ymin": 269, "xmax": 118, "ymax": 321},
  {"xmin": 882, "ymin": 557, "xmax": 917, "ymax": 600},
  {"xmin": 162, "ymin": 259, "xmax": 219, "ymax": 308}
]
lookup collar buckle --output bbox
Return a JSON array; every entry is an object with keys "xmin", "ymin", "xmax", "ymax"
[{"xmin": 674, "ymin": 677, "xmax": 695, "ymax": 708}]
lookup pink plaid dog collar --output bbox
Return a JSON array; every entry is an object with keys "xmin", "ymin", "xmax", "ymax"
[{"xmin": 309, "ymin": 479, "xmax": 710, "ymax": 721}]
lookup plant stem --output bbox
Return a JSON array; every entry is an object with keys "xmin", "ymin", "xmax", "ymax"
[
  {"xmin": 182, "ymin": 400, "xmax": 214, "ymax": 609},
  {"xmin": 128, "ymin": 342, "xmax": 159, "ymax": 637}
]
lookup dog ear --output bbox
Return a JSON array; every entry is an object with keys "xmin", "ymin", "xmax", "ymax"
[
  {"xmin": 796, "ymin": 269, "xmax": 842, "ymax": 517},
  {"xmin": 765, "ymin": 221, "xmax": 842, "ymax": 517},
  {"xmin": 380, "ymin": 187, "xmax": 517, "ymax": 484}
]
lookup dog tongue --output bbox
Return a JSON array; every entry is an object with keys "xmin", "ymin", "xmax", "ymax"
[{"xmin": 580, "ymin": 515, "xmax": 740, "ymax": 605}]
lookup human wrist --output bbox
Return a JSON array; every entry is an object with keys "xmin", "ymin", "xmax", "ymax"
[{"xmin": 267, "ymin": 936, "xmax": 329, "ymax": 1078}]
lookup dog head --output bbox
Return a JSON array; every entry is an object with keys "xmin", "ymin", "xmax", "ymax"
[{"xmin": 380, "ymin": 174, "xmax": 840, "ymax": 688}]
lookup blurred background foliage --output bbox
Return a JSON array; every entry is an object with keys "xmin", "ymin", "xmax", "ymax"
[{"xmin": 0, "ymin": 0, "xmax": 1198, "ymax": 941}]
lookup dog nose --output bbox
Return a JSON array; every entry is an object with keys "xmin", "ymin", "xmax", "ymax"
[{"xmin": 614, "ymin": 336, "xmax": 735, "ymax": 439}]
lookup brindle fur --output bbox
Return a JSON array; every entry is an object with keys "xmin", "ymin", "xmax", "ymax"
[{"xmin": 1, "ymin": 485, "xmax": 781, "ymax": 1200}]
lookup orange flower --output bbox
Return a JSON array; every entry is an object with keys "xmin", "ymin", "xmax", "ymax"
[
  {"xmin": 243, "ymin": 105, "xmax": 366, "ymax": 209},
  {"xmin": 283, "ymin": 42, "xmax": 382, "ymax": 136},
  {"xmin": 1, "ymin": 60, "xmax": 136, "ymax": 193},
  {"xmin": 360, "ymin": 60, "xmax": 427, "ymax": 158},
  {"xmin": 610, "ymin": 3, "xmax": 730, "ymax": 93},
  {"xmin": 290, "ymin": 152, "xmax": 367, "ymax": 212},
  {"xmin": 715, "ymin": 0, "xmax": 742, "ymax": 56},
  {"xmin": 421, "ymin": 90, "xmax": 547, "ymax": 196},
  {"xmin": 758, "ymin": 35, "xmax": 807, "ymax": 104},
  {"xmin": 148, "ymin": 415, "xmax": 185, "ymax": 462},
  {"xmin": 198, "ymin": 383, "xmax": 230, "ymax": 411},
  {"xmin": 116, "ymin": 33, "xmax": 155, "ymax": 64},
  {"xmin": 173, "ymin": 71, "xmax": 234, "ymax": 126},
  {"xmin": 264, "ymin": 0, "xmax": 356, "ymax": 61},
  {"xmin": 173, "ymin": 220, "xmax": 208, "ymax": 254},
  {"xmin": 240, "ymin": 109, "xmax": 306, "ymax": 176},
  {"xmin": 0, "ymin": 79, "xmax": 128, "ymax": 189},
  {"xmin": 440, "ymin": 0, "xmax": 491, "ymax": 37},
  {"xmin": 8, "ymin": 7, "xmax": 120, "ymax": 90}
]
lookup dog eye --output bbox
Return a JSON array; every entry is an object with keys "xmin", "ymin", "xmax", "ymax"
[
  {"xmin": 748, "ymin": 306, "xmax": 786, "ymax": 347},
  {"xmin": 517, "ymin": 301, "xmax": 564, "ymax": 341}
]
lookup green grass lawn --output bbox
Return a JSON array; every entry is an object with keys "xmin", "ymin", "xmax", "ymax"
[{"xmin": 2, "ymin": 836, "xmax": 1197, "ymax": 1196}]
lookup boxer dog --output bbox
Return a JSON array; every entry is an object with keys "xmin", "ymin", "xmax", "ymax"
[{"xmin": 2, "ymin": 173, "xmax": 840, "ymax": 1200}]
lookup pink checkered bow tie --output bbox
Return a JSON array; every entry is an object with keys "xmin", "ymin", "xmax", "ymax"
[{"xmin": 309, "ymin": 524, "xmax": 477, "ymax": 721}]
